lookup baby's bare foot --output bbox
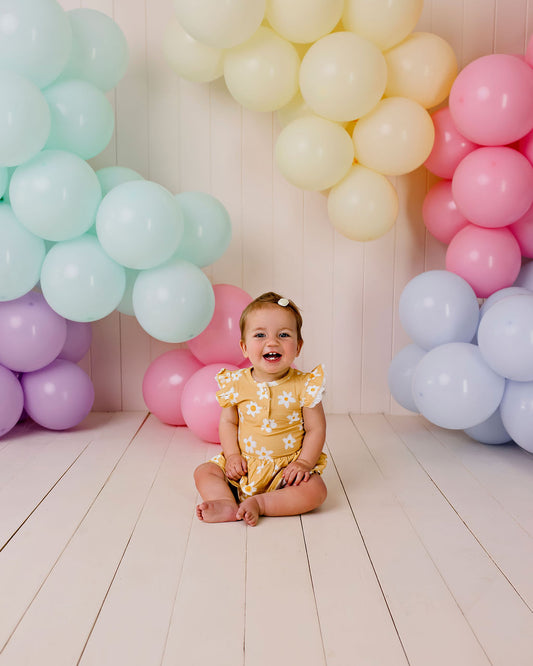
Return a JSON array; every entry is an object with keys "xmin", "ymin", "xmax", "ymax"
[
  {"xmin": 196, "ymin": 499, "xmax": 238, "ymax": 523},
  {"xmin": 236, "ymin": 497, "xmax": 262, "ymax": 526}
]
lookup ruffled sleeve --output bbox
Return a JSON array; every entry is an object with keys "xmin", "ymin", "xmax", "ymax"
[
  {"xmin": 302, "ymin": 364, "xmax": 326, "ymax": 408},
  {"xmin": 215, "ymin": 368, "xmax": 241, "ymax": 407}
]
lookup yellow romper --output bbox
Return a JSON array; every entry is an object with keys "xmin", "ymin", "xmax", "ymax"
[{"xmin": 211, "ymin": 364, "xmax": 327, "ymax": 501}]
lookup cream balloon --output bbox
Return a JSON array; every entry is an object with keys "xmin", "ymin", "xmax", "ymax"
[
  {"xmin": 384, "ymin": 32, "xmax": 458, "ymax": 108},
  {"xmin": 266, "ymin": 0, "xmax": 344, "ymax": 44},
  {"xmin": 327, "ymin": 165, "xmax": 399, "ymax": 241},
  {"xmin": 163, "ymin": 17, "xmax": 224, "ymax": 83},
  {"xmin": 275, "ymin": 91, "xmax": 312, "ymax": 128},
  {"xmin": 342, "ymin": 0, "xmax": 424, "ymax": 51},
  {"xmin": 299, "ymin": 32, "xmax": 387, "ymax": 122},
  {"xmin": 224, "ymin": 27, "xmax": 299, "ymax": 112},
  {"xmin": 275, "ymin": 115, "xmax": 354, "ymax": 191},
  {"xmin": 173, "ymin": 0, "xmax": 265, "ymax": 49},
  {"xmin": 352, "ymin": 97, "xmax": 435, "ymax": 176}
]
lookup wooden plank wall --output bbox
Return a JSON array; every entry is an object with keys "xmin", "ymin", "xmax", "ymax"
[{"xmin": 57, "ymin": 0, "xmax": 533, "ymax": 414}]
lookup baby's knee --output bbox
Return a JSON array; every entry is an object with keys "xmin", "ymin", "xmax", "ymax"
[
  {"xmin": 313, "ymin": 475, "xmax": 328, "ymax": 506},
  {"xmin": 193, "ymin": 462, "xmax": 217, "ymax": 483}
]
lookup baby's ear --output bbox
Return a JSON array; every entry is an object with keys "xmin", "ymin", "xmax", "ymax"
[
  {"xmin": 296, "ymin": 339, "xmax": 303, "ymax": 356},
  {"xmin": 239, "ymin": 339, "xmax": 248, "ymax": 357}
]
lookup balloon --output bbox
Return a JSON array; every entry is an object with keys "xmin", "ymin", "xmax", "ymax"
[
  {"xmin": 451, "ymin": 147, "xmax": 533, "ymax": 228},
  {"xmin": 275, "ymin": 116, "xmax": 354, "ymax": 191},
  {"xmin": 132, "ymin": 258, "xmax": 215, "ymax": 343},
  {"xmin": 21, "ymin": 359, "xmax": 95, "ymax": 431},
  {"xmin": 388, "ymin": 344, "xmax": 426, "ymax": 412},
  {"xmin": 43, "ymin": 79, "xmax": 115, "ymax": 160},
  {"xmin": 173, "ymin": 191, "xmax": 232, "ymax": 267},
  {"xmin": 0, "ymin": 167, "xmax": 8, "ymax": 198},
  {"xmin": 399, "ymin": 270, "xmax": 479, "ymax": 351},
  {"xmin": 57, "ymin": 320, "xmax": 92, "ymax": 363},
  {"xmin": 422, "ymin": 180, "xmax": 468, "ymax": 245},
  {"xmin": 224, "ymin": 27, "xmax": 299, "ymax": 113},
  {"xmin": 0, "ymin": 0, "xmax": 72, "ymax": 89},
  {"xmin": 0, "ymin": 365, "xmax": 24, "ymax": 437},
  {"xmin": 424, "ymin": 107, "xmax": 479, "ymax": 179},
  {"xmin": 479, "ymin": 286, "xmax": 532, "ymax": 319},
  {"xmin": 96, "ymin": 166, "xmax": 144, "ymax": 197},
  {"xmin": 187, "ymin": 284, "xmax": 252, "ymax": 365},
  {"xmin": 40, "ymin": 234, "xmax": 126, "ymax": 322},
  {"xmin": 384, "ymin": 32, "xmax": 458, "ymax": 109},
  {"xmin": 352, "ymin": 97, "xmax": 435, "ymax": 176},
  {"xmin": 412, "ymin": 342, "xmax": 505, "ymax": 430},
  {"xmin": 514, "ymin": 261, "xmax": 533, "ymax": 290},
  {"xmin": 0, "ymin": 70, "xmax": 51, "ymax": 167},
  {"xmin": 445, "ymin": 225, "xmax": 521, "ymax": 298},
  {"xmin": 478, "ymin": 294, "xmax": 533, "ymax": 381},
  {"xmin": 342, "ymin": 0, "xmax": 424, "ymax": 51},
  {"xmin": 449, "ymin": 54, "xmax": 533, "ymax": 146},
  {"xmin": 9, "ymin": 149, "xmax": 102, "ymax": 241},
  {"xmin": 500, "ymin": 380, "xmax": 533, "ymax": 453},
  {"xmin": 518, "ymin": 128, "xmax": 533, "ymax": 165},
  {"xmin": 509, "ymin": 204, "xmax": 533, "ymax": 258},
  {"xmin": 58, "ymin": 8, "xmax": 128, "ymax": 92},
  {"xmin": 116, "ymin": 268, "xmax": 139, "ymax": 317},
  {"xmin": 0, "ymin": 203, "xmax": 46, "ymax": 301},
  {"xmin": 142, "ymin": 349, "xmax": 203, "ymax": 426},
  {"xmin": 181, "ymin": 363, "xmax": 240, "ymax": 443},
  {"xmin": 163, "ymin": 16, "xmax": 224, "ymax": 83},
  {"xmin": 96, "ymin": 180, "xmax": 184, "ymax": 270},
  {"xmin": 327, "ymin": 165, "xmax": 399, "ymax": 242},
  {"xmin": 464, "ymin": 409, "xmax": 512, "ymax": 445},
  {"xmin": 173, "ymin": 0, "xmax": 265, "ymax": 49},
  {"xmin": 275, "ymin": 91, "xmax": 313, "ymax": 129},
  {"xmin": 0, "ymin": 291, "xmax": 67, "ymax": 372},
  {"xmin": 266, "ymin": 0, "xmax": 343, "ymax": 44},
  {"xmin": 299, "ymin": 31, "xmax": 387, "ymax": 122}
]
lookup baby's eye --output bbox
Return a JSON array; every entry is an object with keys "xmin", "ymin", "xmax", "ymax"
[
  {"xmin": 254, "ymin": 332, "xmax": 265, "ymax": 338},
  {"xmin": 279, "ymin": 332, "xmax": 291, "ymax": 338}
]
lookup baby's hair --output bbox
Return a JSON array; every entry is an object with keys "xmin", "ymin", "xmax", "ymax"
[{"xmin": 240, "ymin": 292, "xmax": 303, "ymax": 343}]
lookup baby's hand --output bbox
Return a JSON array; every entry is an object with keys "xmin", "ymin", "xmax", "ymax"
[
  {"xmin": 283, "ymin": 459, "xmax": 313, "ymax": 486},
  {"xmin": 225, "ymin": 454, "xmax": 247, "ymax": 481}
]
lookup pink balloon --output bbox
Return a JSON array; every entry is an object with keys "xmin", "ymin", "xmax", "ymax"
[
  {"xmin": 0, "ymin": 365, "xmax": 23, "ymax": 437},
  {"xmin": 57, "ymin": 320, "xmax": 92, "ymax": 362},
  {"xmin": 449, "ymin": 54, "xmax": 533, "ymax": 145},
  {"xmin": 526, "ymin": 33, "xmax": 533, "ymax": 68},
  {"xmin": 422, "ymin": 180, "xmax": 469, "ymax": 244},
  {"xmin": 445, "ymin": 225, "xmax": 522, "ymax": 298},
  {"xmin": 509, "ymin": 203, "xmax": 533, "ymax": 258},
  {"xmin": 187, "ymin": 283, "xmax": 252, "ymax": 365},
  {"xmin": 181, "ymin": 362, "xmax": 239, "ymax": 443},
  {"xmin": 452, "ymin": 147, "xmax": 533, "ymax": 228},
  {"xmin": 424, "ymin": 107, "xmax": 478, "ymax": 179},
  {"xmin": 142, "ymin": 349, "xmax": 203, "ymax": 426},
  {"xmin": 518, "ymin": 128, "xmax": 533, "ymax": 165}
]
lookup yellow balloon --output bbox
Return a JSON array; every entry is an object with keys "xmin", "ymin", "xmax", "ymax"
[
  {"xmin": 266, "ymin": 0, "xmax": 344, "ymax": 44},
  {"xmin": 352, "ymin": 97, "xmax": 435, "ymax": 176},
  {"xmin": 328, "ymin": 165, "xmax": 399, "ymax": 241},
  {"xmin": 275, "ymin": 115, "xmax": 354, "ymax": 191},
  {"xmin": 342, "ymin": 0, "xmax": 424, "ymax": 51},
  {"xmin": 384, "ymin": 32, "xmax": 458, "ymax": 108},
  {"xmin": 275, "ymin": 91, "xmax": 312, "ymax": 128},
  {"xmin": 163, "ymin": 17, "xmax": 224, "ymax": 83},
  {"xmin": 299, "ymin": 31, "xmax": 387, "ymax": 122},
  {"xmin": 224, "ymin": 27, "xmax": 300, "ymax": 112}
]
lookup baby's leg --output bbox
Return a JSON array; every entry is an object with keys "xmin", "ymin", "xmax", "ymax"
[{"xmin": 194, "ymin": 462, "xmax": 239, "ymax": 523}]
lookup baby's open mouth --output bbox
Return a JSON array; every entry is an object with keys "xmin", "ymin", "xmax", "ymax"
[{"xmin": 263, "ymin": 352, "xmax": 281, "ymax": 360}]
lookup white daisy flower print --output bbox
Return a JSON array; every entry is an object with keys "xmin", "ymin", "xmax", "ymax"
[
  {"xmin": 222, "ymin": 387, "xmax": 238, "ymax": 403},
  {"xmin": 287, "ymin": 410, "xmax": 301, "ymax": 425},
  {"xmin": 243, "ymin": 436, "xmax": 257, "ymax": 453},
  {"xmin": 278, "ymin": 390, "xmax": 296, "ymax": 408},
  {"xmin": 257, "ymin": 384, "xmax": 269, "ymax": 400},
  {"xmin": 230, "ymin": 370, "xmax": 243, "ymax": 381},
  {"xmin": 306, "ymin": 384, "xmax": 319, "ymax": 398},
  {"xmin": 283, "ymin": 433, "xmax": 297, "ymax": 450},
  {"xmin": 261, "ymin": 418, "xmax": 277, "ymax": 433},
  {"xmin": 257, "ymin": 446, "xmax": 274, "ymax": 462},
  {"xmin": 241, "ymin": 483, "xmax": 257, "ymax": 497},
  {"xmin": 246, "ymin": 401, "xmax": 261, "ymax": 417}
]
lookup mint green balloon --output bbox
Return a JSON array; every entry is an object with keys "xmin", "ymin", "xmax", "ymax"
[
  {"xmin": 43, "ymin": 79, "xmax": 114, "ymax": 159},
  {"xmin": 9, "ymin": 150, "xmax": 102, "ymax": 241},
  {"xmin": 40, "ymin": 234, "xmax": 126, "ymax": 322},
  {"xmin": 0, "ymin": 203, "xmax": 45, "ymax": 300},
  {"xmin": 117, "ymin": 268, "xmax": 139, "ymax": 317},
  {"xmin": 0, "ymin": 168, "xmax": 8, "ymax": 198},
  {"xmin": 96, "ymin": 166, "xmax": 144, "ymax": 197},
  {"xmin": 132, "ymin": 258, "xmax": 215, "ymax": 342}
]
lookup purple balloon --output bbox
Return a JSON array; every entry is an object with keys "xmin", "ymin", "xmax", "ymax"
[
  {"xmin": 57, "ymin": 320, "xmax": 92, "ymax": 362},
  {"xmin": 21, "ymin": 358, "xmax": 95, "ymax": 430},
  {"xmin": 0, "ymin": 364, "xmax": 24, "ymax": 437},
  {"xmin": 0, "ymin": 291, "xmax": 67, "ymax": 372}
]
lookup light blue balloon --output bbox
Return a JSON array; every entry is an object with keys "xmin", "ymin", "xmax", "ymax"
[
  {"xmin": 387, "ymin": 343, "xmax": 426, "ymax": 412},
  {"xmin": 479, "ymin": 286, "xmax": 531, "ymax": 318},
  {"xmin": 96, "ymin": 180, "xmax": 184, "ymax": 269},
  {"xmin": 412, "ymin": 342, "xmax": 505, "ymax": 430},
  {"xmin": 0, "ymin": 167, "xmax": 8, "ymax": 198},
  {"xmin": 117, "ymin": 268, "xmax": 139, "ymax": 316},
  {"xmin": 513, "ymin": 260, "xmax": 533, "ymax": 290},
  {"xmin": 0, "ymin": 0, "xmax": 72, "ymax": 88},
  {"xmin": 58, "ymin": 8, "xmax": 128, "ymax": 92},
  {"xmin": 40, "ymin": 234, "xmax": 126, "ymax": 322},
  {"xmin": 132, "ymin": 258, "xmax": 215, "ymax": 342},
  {"xmin": 500, "ymin": 380, "xmax": 533, "ymax": 453},
  {"xmin": 9, "ymin": 149, "xmax": 102, "ymax": 241},
  {"xmin": 464, "ymin": 409, "xmax": 512, "ymax": 445},
  {"xmin": 96, "ymin": 166, "xmax": 144, "ymax": 197},
  {"xmin": 399, "ymin": 270, "xmax": 479, "ymax": 351},
  {"xmin": 0, "ymin": 70, "xmax": 51, "ymax": 167},
  {"xmin": 43, "ymin": 79, "xmax": 114, "ymax": 159},
  {"xmin": 173, "ymin": 191, "xmax": 232, "ymax": 267},
  {"xmin": 0, "ymin": 203, "xmax": 45, "ymax": 300}
]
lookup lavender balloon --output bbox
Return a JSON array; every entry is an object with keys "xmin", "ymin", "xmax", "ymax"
[
  {"xmin": 0, "ymin": 365, "xmax": 24, "ymax": 437},
  {"xmin": 57, "ymin": 320, "xmax": 92, "ymax": 362}
]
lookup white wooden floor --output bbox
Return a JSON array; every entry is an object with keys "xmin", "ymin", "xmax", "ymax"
[{"xmin": 1, "ymin": 412, "xmax": 533, "ymax": 666}]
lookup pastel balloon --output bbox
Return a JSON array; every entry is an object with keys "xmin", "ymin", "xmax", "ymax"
[
  {"xmin": 384, "ymin": 32, "xmax": 458, "ymax": 109},
  {"xmin": 96, "ymin": 166, "xmax": 144, "ymax": 197},
  {"xmin": 422, "ymin": 180, "xmax": 468, "ymax": 245},
  {"xmin": 452, "ymin": 147, "xmax": 533, "ymax": 228},
  {"xmin": 0, "ymin": 291, "xmax": 67, "ymax": 372},
  {"xmin": 57, "ymin": 321, "xmax": 92, "ymax": 363},
  {"xmin": 412, "ymin": 342, "xmax": 505, "ymax": 430},
  {"xmin": 388, "ymin": 344, "xmax": 426, "ymax": 412},
  {"xmin": 0, "ymin": 167, "xmax": 8, "ymax": 198},
  {"xmin": 464, "ymin": 409, "xmax": 512, "ymax": 446},
  {"xmin": 275, "ymin": 92, "xmax": 313, "ymax": 129},
  {"xmin": 300, "ymin": 32, "xmax": 387, "ymax": 122},
  {"xmin": 96, "ymin": 180, "xmax": 184, "ymax": 270},
  {"xmin": 116, "ymin": 268, "xmax": 139, "ymax": 317},
  {"xmin": 21, "ymin": 359, "xmax": 95, "ymax": 431},
  {"xmin": 163, "ymin": 16, "xmax": 224, "ymax": 83},
  {"xmin": 40, "ymin": 234, "xmax": 126, "ymax": 322},
  {"xmin": 224, "ymin": 27, "xmax": 299, "ymax": 113},
  {"xmin": 275, "ymin": 116, "xmax": 354, "ymax": 191},
  {"xmin": 514, "ymin": 261, "xmax": 533, "ymax": 290},
  {"xmin": 0, "ymin": 365, "xmax": 24, "ymax": 437},
  {"xmin": 479, "ymin": 287, "xmax": 532, "ymax": 319},
  {"xmin": 449, "ymin": 54, "xmax": 533, "ymax": 146},
  {"xmin": 518, "ymin": 128, "xmax": 533, "ymax": 165},
  {"xmin": 327, "ymin": 165, "xmax": 399, "ymax": 242},
  {"xmin": 509, "ymin": 204, "xmax": 533, "ymax": 258},
  {"xmin": 500, "ymin": 380, "xmax": 533, "ymax": 453},
  {"xmin": 142, "ymin": 349, "xmax": 203, "ymax": 426},
  {"xmin": 266, "ymin": 0, "xmax": 343, "ymax": 44},
  {"xmin": 424, "ymin": 107, "xmax": 478, "ymax": 179},
  {"xmin": 445, "ymin": 225, "xmax": 521, "ymax": 298},
  {"xmin": 352, "ymin": 97, "xmax": 435, "ymax": 176}
]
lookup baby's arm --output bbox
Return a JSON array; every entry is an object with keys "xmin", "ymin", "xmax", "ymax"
[
  {"xmin": 283, "ymin": 402, "xmax": 326, "ymax": 486},
  {"xmin": 219, "ymin": 405, "xmax": 247, "ymax": 480}
]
